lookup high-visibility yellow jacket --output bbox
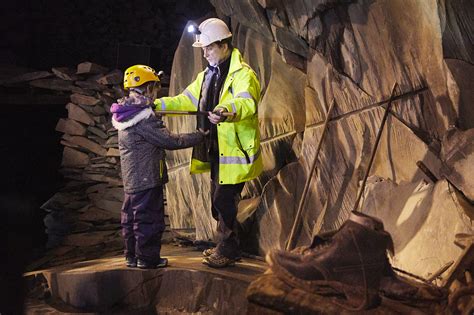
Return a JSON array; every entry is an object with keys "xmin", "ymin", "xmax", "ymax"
[{"xmin": 154, "ymin": 48, "xmax": 262, "ymax": 185}]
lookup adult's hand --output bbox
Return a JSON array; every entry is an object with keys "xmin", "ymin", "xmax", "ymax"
[{"xmin": 208, "ymin": 108, "xmax": 227, "ymax": 124}]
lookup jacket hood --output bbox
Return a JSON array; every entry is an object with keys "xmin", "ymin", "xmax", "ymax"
[
  {"xmin": 111, "ymin": 94, "xmax": 155, "ymax": 130},
  {"xmin": 112, "ymin": 107, "xmax": 154, "ymax": 131}
]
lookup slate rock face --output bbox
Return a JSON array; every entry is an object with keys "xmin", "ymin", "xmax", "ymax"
[
  {"xmin": 162, "ymin": 0, "xmax": 474, "ymax": 282},
  {"xmin": 361, "ymin": 178, "xmax": 473, "ymax": 285},
  {"xmin": 32, "ymin": 252, "xmax": 262, "ymax": 314},
  {"xmin": 26, "ymin": 0, "xmax": 473, "ymax": 291}
]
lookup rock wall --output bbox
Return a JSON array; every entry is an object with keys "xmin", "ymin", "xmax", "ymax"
[{"xmin": 163, "ymin": 0, "xmax": 473, "ymax": 283}]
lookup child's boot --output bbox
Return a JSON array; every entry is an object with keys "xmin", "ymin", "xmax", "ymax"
[{"xmin": 137, "ymin": 257, "xmax": 168, "ymax": 269}]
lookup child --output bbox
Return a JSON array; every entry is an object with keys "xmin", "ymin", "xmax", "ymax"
[{"xmin": 111, "ymin": 65, "xmax": 204, "ymax": 269}]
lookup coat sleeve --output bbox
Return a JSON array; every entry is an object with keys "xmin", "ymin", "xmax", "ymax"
[
  {"xmin": 216, "ymin": 68, "xmax": 261, "ymax": 122},
  {"xmin": 137, "ymin": 119, "xmax": 203, "ymax": 150},
  {"xmin": 154, "ymin": 74, "xmax": 203, "ymax": 112}
]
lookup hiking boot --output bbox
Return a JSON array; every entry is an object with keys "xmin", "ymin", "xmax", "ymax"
[
  {"xmin": 137, "ymin": 257, "xmax": 168, "ymax": 269},
  {"xmin": 202, "ymin": 253, "xmax": 235, "ymax": 268},
  {"xmin": 288, "ymin": 214, "xmax": 419, "ymax": 302},
  {"xmin": 202, "ymin": 247, "xmax": 216, "ymax": 257},
  {"xmin": 126, "ymin": 256, "xmax": 137, "ymax": 268},
  {"xmin": 202, "ymin": 247, "xmax": 242, "ymax": 261},
  {"xmin": 379, "ymin": 258, "xmax": 419, "ymax": 299},
  {"xmin": 289, "ymin": 230, "xmax": 336, "ymax": 256},
  {"xmin": 267, "ymin": 211, "xmax": 394, "ymax": 310}
]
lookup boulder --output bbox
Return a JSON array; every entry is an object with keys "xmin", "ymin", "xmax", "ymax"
[
  {"xmin": 76, "ymin": 62, "xmax": 108, "ymax": 75},
  {"xmin": 70, "ymin": 93, "xmax": 101, "ymax": 106},
  {"xmin": 52, "ymin": 67, "xmax": 81, "ymax": 81},
  {"xmin": 96, "ymin": 70, "xmax": 123, "ymax": 85},
  {"xmin": 61, "ymin": 147, "xmax": 89, "ymax": 168},
  {"xmin": 62, "ymin": 135, "xmax": 107, "ymax": 156},
  {"xmin": 66, "ymin": 102, "xmax": 95, "ymax": 126},
  {"xmin": 55, "ymin": 118, "xmax": 87, "ymax": 136}
]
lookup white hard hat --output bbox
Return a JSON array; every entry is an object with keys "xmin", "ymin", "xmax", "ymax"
[{"xmin": 192, "ymin": 18, "xmax": 232, "ymax": 48}]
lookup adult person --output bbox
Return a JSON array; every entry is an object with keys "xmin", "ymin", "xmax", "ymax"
[{"xmin": 154, "ymin": 18, "xmax": 262, "ymax": 268}]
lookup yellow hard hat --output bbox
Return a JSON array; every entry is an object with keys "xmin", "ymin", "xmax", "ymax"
[{"xmin": 123, "ymin": 65, "xmax": 160, "ymax": 90}]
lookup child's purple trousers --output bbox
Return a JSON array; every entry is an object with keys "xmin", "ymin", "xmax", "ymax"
[{"xmin": 121, "ymin": 186, "xmax": 165, "ymax": 261}]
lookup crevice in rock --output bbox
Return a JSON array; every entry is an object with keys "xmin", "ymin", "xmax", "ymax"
[
  {"xmin": 444, "ymin": 57, "xmax": 474, "ymax": 66},
  {"xmin": 306, "ymin": 86, "xmax": 428, "ymax": 128}
]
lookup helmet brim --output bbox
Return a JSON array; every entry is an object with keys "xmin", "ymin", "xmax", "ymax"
[
  {"xmin": 192, "ymin": 41, "xmax": 205, "ymax": 48},
  {"xmin": 192, "ymin": 34, "xmax": 232, "ymax": 48}
]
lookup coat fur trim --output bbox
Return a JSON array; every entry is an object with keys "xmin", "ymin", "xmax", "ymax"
[{"xmin": 112, "ymin": 107, "xmax": 154, "ymax": 131}]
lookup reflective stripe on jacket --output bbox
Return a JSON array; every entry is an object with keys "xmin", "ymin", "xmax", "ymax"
[{"xmin": 155, "ymin": 48, "xmax": 262, "ymax": 184}]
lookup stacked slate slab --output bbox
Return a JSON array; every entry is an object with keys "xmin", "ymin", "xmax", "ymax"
[
  {"xmin": 36, "ymin": 62, "xmax": 125, "ymax": 263},
  {"xmin": 19, "ymin": 62, "xmax": 171, "ymax": 269}
]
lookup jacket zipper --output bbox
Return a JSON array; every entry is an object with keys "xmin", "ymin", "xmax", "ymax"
[
  {"xmin": 160, "ymin": 160, "xmax": 164, "ymax": 178},
  {"xmin": 235, "ymin": 133, "xmax": 250, "ymax": 164}
]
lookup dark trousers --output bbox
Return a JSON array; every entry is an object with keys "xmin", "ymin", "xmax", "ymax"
[
  {"xmin": 210, "ymin": 161, "xmax": 244, "ymax": 259},
  {"xmin": 121, "ymin": 186, "xmax": 165, "ymax": 261}
]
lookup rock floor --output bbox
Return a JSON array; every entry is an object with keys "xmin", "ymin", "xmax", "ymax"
[
  {"xmin": 24, "ymin": 244, "xmax": 266, "ymax": 314},
  {"xmin": 24, "ymin": 244, "xmax": 448, "ymax": 314}
]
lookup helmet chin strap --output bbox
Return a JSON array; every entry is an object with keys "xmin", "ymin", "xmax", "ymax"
[{"xmin": 130, "ymin": 86, "xmax": 146, "ymax": 95}]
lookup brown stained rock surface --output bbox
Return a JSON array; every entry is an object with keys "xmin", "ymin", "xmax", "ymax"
[
  {"xmin": 25, "ymin": 245, "xmax": 437, "ymax": 314},
  {"xmin": 440, "ymin": 128, "xmax": 474, "ymax": 202},
  {"xmin": 62, "ymin": 135, "xmax": 107, "ymax": 156},
  {"xmin": 86, "ymin": 126, "xmax": 108, "ymax": 139},
  {"xmin": 106, "ymin": 148, "xmax": 120, "ymax": 157},
  {"xmin": 61, "ymin": 147, "xmax": 89, "ymax": 168},
  {"xmin": 66, "ymin": 103, "xmax": 95, "ymax": 126},
  {"xmin": 25, "ymin": 245, "xmax": 267, "ymax": 314},
  {"xmin": 152, "ymin": 2, "xmax": 474, "ymax": 312},
  {"xmin": 55, "ymin": 118, "xmax": 87, "ymax": 136},
  {"xmin": 76, "ymin": 62, "xmax": 108, "ymax": 75},
  {"xmin": 361, "ymin": 178, "xmax": 473, "ymax": 286},
  {"xmin": 96, "ymin": 70, "xmax": 123, "ymax": 85},
  {"xmin": 162, "ymin": 0, "xmax": 474, "ymax": 248},
  {"xmin": 70, "ymin": 93, "xmax": 101, "ymax": 107},
  {"xmin": 246, "ymin": 273, "xmax": 444, "ymax": 315},
  {"xmin": 78, "ymin": 104, "xmax": 106, "ymax": 116},
  {"xmin": 24, "ymin": 0, "xmax": 473, "ymax": 313},
  {"xmin": 52, "ymin": 67, "xmax": 81, "ymax": 81}
]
